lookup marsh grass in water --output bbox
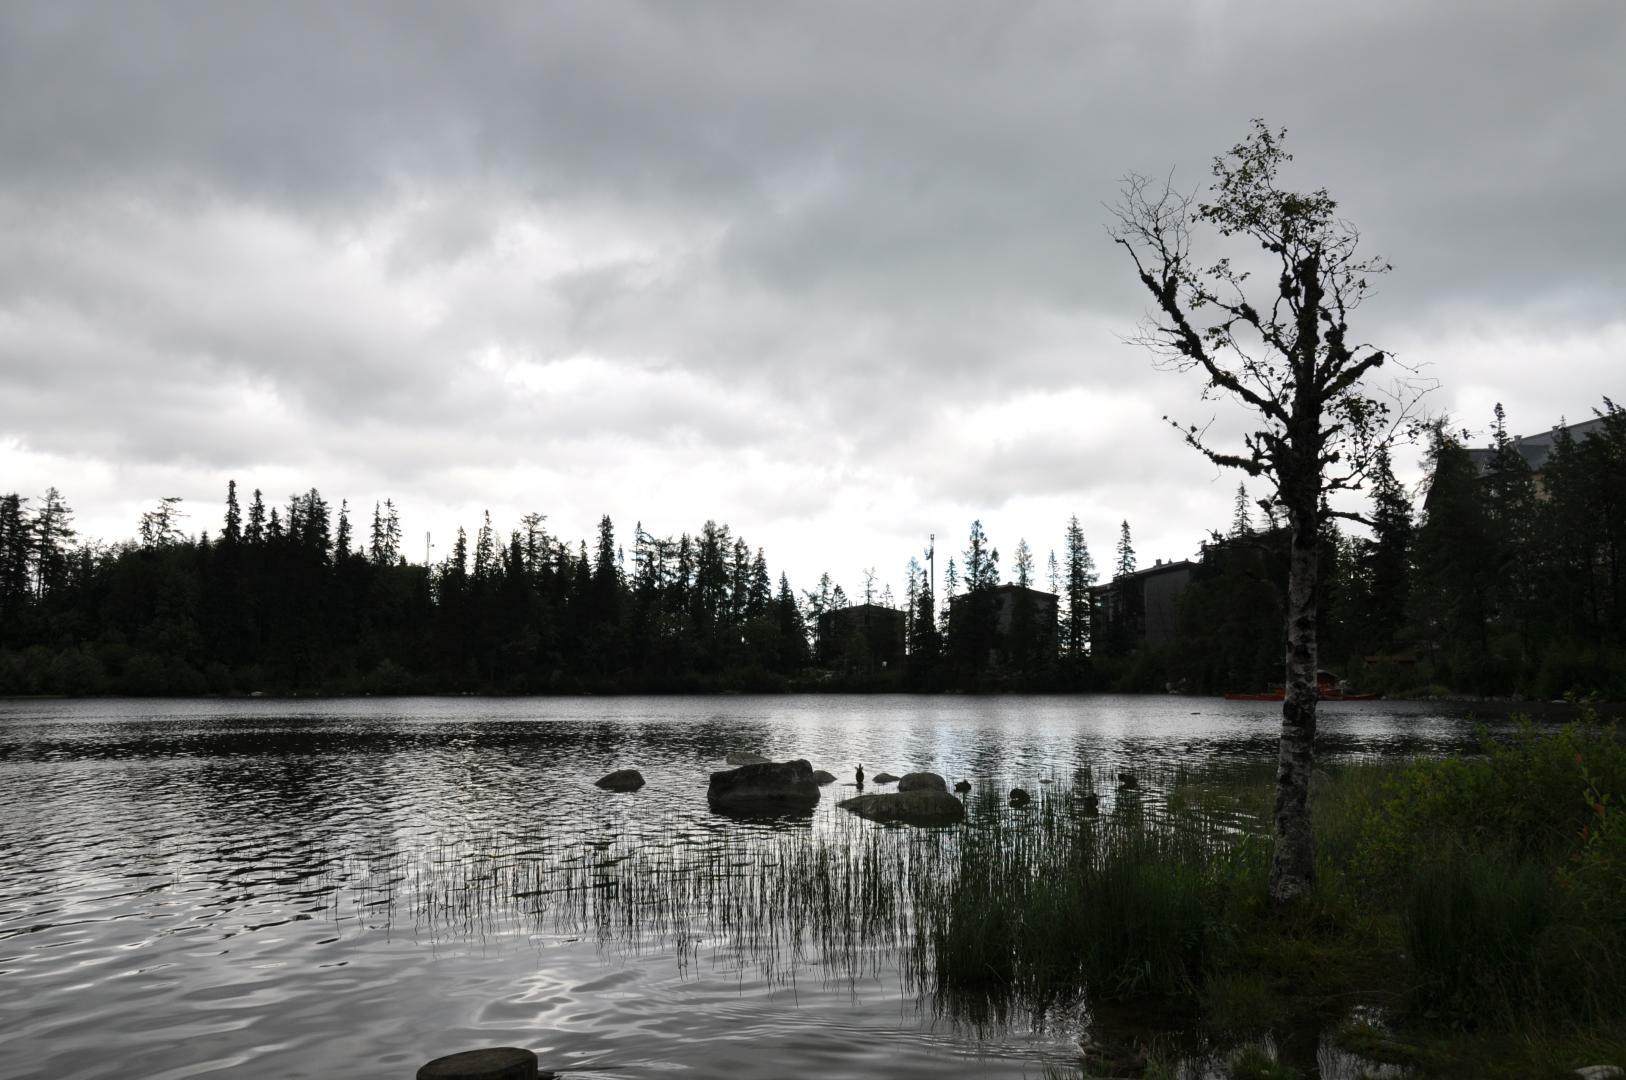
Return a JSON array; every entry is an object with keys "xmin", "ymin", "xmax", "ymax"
[{"xmin": 327, "ymin": 720, "xmax": 1625, "ymax": 1077}]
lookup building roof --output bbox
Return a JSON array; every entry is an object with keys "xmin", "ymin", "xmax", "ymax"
[
  {"xmin": 948, "ymin": 583, "xmax": 1059, "ymax": 604},
  {"xmin": 820, "ymin": 602, "xmax": 905, "ymax": 617},
  {"xmin": 990, "ymin": 582, "xmax": 1057, "ymax": 598},
  {"xmin": 1088, "ymin": 558, "xmax": 1196, "ymax": 593},
  {"xmin": 1464, "ymin": 415, "xmax": 1610, "ymax": 476}
]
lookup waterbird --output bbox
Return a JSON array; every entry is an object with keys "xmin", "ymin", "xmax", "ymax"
[{"xmin": 855, "ymin": 763, "xmax": 865, "ymax": 786}]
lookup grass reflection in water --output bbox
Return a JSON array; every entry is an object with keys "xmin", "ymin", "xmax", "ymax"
[{"xmin": 344, "ymin": 766, "xmax": 1263, "ymax": 1039}]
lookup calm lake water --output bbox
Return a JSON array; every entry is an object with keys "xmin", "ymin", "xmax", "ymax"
[{"xmin": 0, "ymin": 694, "xmax": 1534, "ymax": 1080}]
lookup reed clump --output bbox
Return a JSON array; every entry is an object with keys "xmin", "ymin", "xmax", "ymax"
[{"xmin": 326, "ymin": 716, "xmax": 1626, "ymax": 1077}]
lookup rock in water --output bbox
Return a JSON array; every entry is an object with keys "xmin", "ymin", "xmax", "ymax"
[
  {"xmin": 708, "ymin": 758, "xmax": 820, "ymax": 811},
  {"xmin": 595, "ymin": 769, "xmax": 645, "ymax": 792},
  {"xmin": 1575, "ymin": 1068, "xmax": 1625, "ymax": 1080},
  {"xmin": 872, "ymin": 771, "xmax": 901, "ymax": 784},
  {"xmin": 897, "ymin": 771, "xmax": 948, "ymax": 793},
  {"xmin": 1118, "ymin": 772, "xmax": 1138, "ymax": 789},
  {"xmin": 953, "ymin": 779, "xmax": 971, "ymax": 793},
  {"xmin": 725, "ymin": 751, "xmax": 771, "ymax": 765},
  {"xmin": 417, "ymin": 1046, "xmax": 539, "ymax": 1080},
  {"xmin": 1081, "ymin": 792, "xmax": 1100, "ymax": 815},
  {"xmin": 812, "ymin": 770, "xmax": 837, "ymax": 784},
  {"xmin": 838, "ymin": 790, "xmax": 966, "ymax": 826},
  {"xmin": 1009, "ymin": 787, "xmax": 1032, "ymax": 807}
]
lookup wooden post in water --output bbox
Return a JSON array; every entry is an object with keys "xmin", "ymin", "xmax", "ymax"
[{"xmin": 417, "ymin": 1047, "xmax": 538, "ymax": 1080}]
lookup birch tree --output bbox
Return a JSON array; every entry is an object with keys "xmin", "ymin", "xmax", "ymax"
[{"xmin": 1110, "ymin": 121, "xmax": 1425, "ymax": 904}]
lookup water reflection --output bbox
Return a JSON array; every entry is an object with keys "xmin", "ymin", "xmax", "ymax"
[{"xmin": 0, "ymin": 694, "xmax": 1561, "ymax": 1079}]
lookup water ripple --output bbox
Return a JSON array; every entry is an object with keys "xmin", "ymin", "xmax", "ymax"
[{"xmin": 0, "ymin": 694, "xmax": 1516, "ymax": 1079}]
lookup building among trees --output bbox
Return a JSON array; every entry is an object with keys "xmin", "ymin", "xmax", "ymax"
[
  {"xmin": 1463, "ymin": 415, "xmax": 1610, "ymax": 489},
  {"xmin": 947, "ymin": 583, "xmax": 1059, "ymax": 668},
  {"xmin": 1090, "ymin": 559, "xmax": 1195, "ymax": 654},
  {"xmin": 815, "ymin": 602, "xmax": 907, "ymax": 671}
]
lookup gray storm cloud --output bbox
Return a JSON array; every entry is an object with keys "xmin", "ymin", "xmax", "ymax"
[{"xmin": 2, "ymin": 0, "xmax": 1622, "ymax": 590}]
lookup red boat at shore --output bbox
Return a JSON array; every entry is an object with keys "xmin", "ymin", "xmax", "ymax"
[{"xmin": 1223, "ymin": 670, "xmax": 1381, "ymax": 702}]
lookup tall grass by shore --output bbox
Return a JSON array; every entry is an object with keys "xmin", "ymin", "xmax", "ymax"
[{"xmin": 332, "ymin": 711, "xmax": 1626, "ymax": 1077}]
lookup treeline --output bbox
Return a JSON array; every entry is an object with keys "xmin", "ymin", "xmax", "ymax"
[
  {"xmin": 4, "ymin": 398, "xmax": 1620, "ymax": 698},
  {"xmin": 0, "ymin": 480, "xmax": 1106, "ymax": 695},
  {"xmin": 1155, "ymin": 399, "xmax": 1626, "ymax": 698},
  {"xmin": 0, "ymin": 485, "xmax": 823, "ymax": 694}
]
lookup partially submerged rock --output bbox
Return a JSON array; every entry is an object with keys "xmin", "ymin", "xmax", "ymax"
[
  {"xmin": 953, "ymin": 779, "xmax": 971, "ymax": 793},
  {"xmin": 838, "ymin": 790, "xmax": 966, "ymax": 826},
  {"xmin": 811, "ymin": 769, "xmax": 837, "ymax": 784},
  {"xmin": 1009, "ymin": 787, "xmax": 1032, "ymax": 807},
  {"xmin": 897, "ymin": 771, "xmax": 947, "ymax": 793},
  {"xmin": 872, "ymin": 771, "xmax": 901, "ymax": 784},
  {"xmin": 595, "ymin": 769, "xmax": 645, "ymax": 792},
  {"xmin": 708, "ymin": 758, "xmax": 820, "ymax": 811},
  {"xmin": 725, "ymin": 751, "xmax": 771, "ymax": 766},
  {"xmin": 417, "ymin": 1046, "xmax": 540, "ymax": 1080}
]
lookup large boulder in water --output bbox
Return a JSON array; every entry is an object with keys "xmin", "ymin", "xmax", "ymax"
[
  {"xmin": 595, "ymin": 769, "xmax": 645, "ymax": 792},
  {"xmin": 708, "ymin": 759, "xmax": 820, "ymax": 811},
  {"xmin": 839, "ymin": 790, "xmax": 965, "ymax": 826},
  {"xmin": 897, "ymin": 771, "xmax": 947, "ymax": 793}
]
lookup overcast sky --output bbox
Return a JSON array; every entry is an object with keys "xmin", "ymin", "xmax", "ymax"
[{"xmin": 2, "ymin": 1, "xmax": 1623, "ymax": 595}]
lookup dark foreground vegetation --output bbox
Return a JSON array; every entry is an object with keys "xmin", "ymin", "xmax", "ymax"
[
  {"xmin": 1, "ymin": 401, "xmax": 1622, "ymax": 698},
  {"xmin": 376, "ymin": 712, "xmax": 1622, "ymax": 1078},
  {"xmin": 1026, "ymin": 713, "xmax": 1626, "ymax": 1078}
]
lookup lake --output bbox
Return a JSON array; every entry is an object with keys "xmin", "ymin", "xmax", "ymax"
[{"xmin": 0, "ymin": 694, "xmax": 1531, "ymax": 1080}]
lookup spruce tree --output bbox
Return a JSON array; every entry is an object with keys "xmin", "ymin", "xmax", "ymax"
[
  {"xmin": 1013, "ymin": 539, "xmax": 1034, "ymax": 587},
  {"xmin": 335, "ymin": 500, "xmax": 352, "ymax": 561},
  {"xmin": 247, "ymin": 489, "xmax": 266, "ymax": 544},
  {"xmin": 223, "ymin": 481, "xmax": 243, "ymax": 546},
  {"xmin": 1064, "ymin": 515, "xmax": 1096, "ymax": 660},
  {"xmin": 31, "ymin": 487, "xmax": 75, "ymax": 597},
  {"xmin": 1115, "ymin": 520, "xmax": 1136, "ymax": 579}
]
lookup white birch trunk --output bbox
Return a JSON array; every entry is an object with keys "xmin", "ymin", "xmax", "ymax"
[{"xmin": 1269, "ymin": 499, "xmax": 1319, "ymax": 904}]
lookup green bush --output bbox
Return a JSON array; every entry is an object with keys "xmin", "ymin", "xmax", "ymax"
[{"xmin": 1360, "ymin": 709, "xmax": 1626, "ymax": 1026}]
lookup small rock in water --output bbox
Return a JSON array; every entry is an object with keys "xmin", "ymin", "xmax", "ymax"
[
  {"xmin": 953, "ymin": 779, "xmax": 971, "ymax": 793},
  {"xmin": 594, "ymin": 769, "xmax": 645, "ymax": 792},
  {"xmin": 811, "ymin": 769, "xmax": 837, "ymax": 784},
  {"xmin": 872, "ymin": 771, "xmax": 901, "ymax": 784},
  {"xmin": 725, "ymin": 751, "xmax": 771, "ymax": 765},
  {"xmin": 838, "ymin": 790, "xmax": 965, "ymax": 825},
  {"xmin": 1009, "ymin": 787, "xmax": 1032, "ymax": 807},
  {"xmin": 1118, "ymin": 772, "xmax": 1138, "ymax": 789},
  {"xmin": 417, "ymin": 1046, "xmax": 539, "ymax": 1080},
  {"xmin": 1081, "ymin": 793, "xmax": 1100, "ymax": 815},
  {"xmin": 897, "ymin": 771, "xmax": 947, "ymax": 793}
]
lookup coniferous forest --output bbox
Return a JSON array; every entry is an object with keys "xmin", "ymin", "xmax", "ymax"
[{"xmin": 2, "ymin": 400, "xmax": 1623, "ymax": 699}]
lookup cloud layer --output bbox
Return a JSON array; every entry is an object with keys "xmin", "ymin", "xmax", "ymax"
[{"xmin": 3, "ymin": 1, "xmax": 1623, "ymax": 592}]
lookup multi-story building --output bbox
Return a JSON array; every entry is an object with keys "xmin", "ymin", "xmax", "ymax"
[
  {"xmin": 815, "ymin": 602, "xmax": 907, "ymax": 670},
  {"xmin": 1089, "ymin": 558, "xmax": 1196, "ymax": 653}
]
